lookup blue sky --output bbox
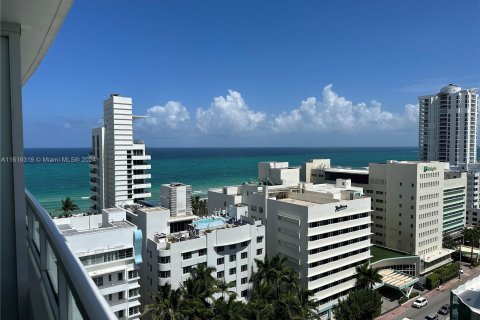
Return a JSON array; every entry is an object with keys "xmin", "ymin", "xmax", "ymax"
[{"xmin": 23, "ymin": 0, "xmax": 480, "ymax": 147}]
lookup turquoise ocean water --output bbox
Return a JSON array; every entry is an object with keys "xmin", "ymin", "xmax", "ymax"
[{"xmin": 24, "ymin": 147, "xmax": 419, "ymax": 215}]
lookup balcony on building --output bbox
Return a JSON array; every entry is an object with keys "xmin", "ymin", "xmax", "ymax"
[{"xmin": 1, "ymin": 0, "xmax": 116, "ymax": 319}]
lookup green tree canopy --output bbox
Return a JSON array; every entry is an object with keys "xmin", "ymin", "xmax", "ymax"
[{"xmin": 333, "ymin": 289, "xmax": 382, "ymax": 320}]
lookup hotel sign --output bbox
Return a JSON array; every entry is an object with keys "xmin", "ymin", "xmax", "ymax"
[
  {"xmin": 423, "ymin": 166, "xmax": 437, "ymax": 172},
  {"xmin": 335, "ymin": 205, "xmax": 347, "ymax": 212}
]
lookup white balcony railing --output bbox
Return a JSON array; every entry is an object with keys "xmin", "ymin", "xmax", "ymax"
[{"xmin": 26, "ymin": 189, "xmax": 116, "ymax": 320}]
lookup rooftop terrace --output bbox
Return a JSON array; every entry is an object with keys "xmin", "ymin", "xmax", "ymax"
[{"xmin": 370, "ymin": 245, "xmax": 411, "ymax": 263}]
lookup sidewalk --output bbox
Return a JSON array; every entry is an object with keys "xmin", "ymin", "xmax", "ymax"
[{"xmin": 375, "ymin": 265, "xmax": 480, "ymax": 320}]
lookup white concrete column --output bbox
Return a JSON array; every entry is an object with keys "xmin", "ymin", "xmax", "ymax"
[{"xmin": 1, "ymin": 23, "xmax": 27, "ymax": 320}]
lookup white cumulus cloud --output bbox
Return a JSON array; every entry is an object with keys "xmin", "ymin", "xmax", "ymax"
[
  {"xmin": 196, "ymin": 90, "xmax": 266, "ymax": 135},
  {"xmin": 270, "ymin": 84, "xmax": 419, "ymax": 133},
  {"xmin": 138, "ymin": 101, "xmax": 190, "ymax": 132}
]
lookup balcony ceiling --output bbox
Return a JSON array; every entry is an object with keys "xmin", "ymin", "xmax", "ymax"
[{"xmin": 1, "ymin": 0, "xmax": 73, "ymax": 84}]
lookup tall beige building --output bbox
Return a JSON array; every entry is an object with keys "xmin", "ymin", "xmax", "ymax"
[
  {"xmin": 419, "ymin": 84, "xmax": 478, "ymax": 165},
  {"xmin": 367, "ymin": 161, "xmax": 463, "ymax": 274}
]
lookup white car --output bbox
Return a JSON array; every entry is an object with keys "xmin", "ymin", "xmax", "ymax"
[{"xmin": 412, "ymin": 297, "xmax": 428, "ymax": 308}]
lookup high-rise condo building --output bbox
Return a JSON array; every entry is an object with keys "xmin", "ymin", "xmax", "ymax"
[
  {"xmin": 418, "ymin": 84, "xmax": 478, "ymax": 166},
  {"xmin": 90, "ymin": 94, "xmax": 152, "ymax": 213}
]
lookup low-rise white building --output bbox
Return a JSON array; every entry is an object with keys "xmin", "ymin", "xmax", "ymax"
[
  {"xmin": 265, "ymin": 179, "xmax": 372, "ymax": 318},
  {"xmin": 54, "ymin": 208, "xmax": 143, "ymax": 319},
  {"xmin": 141, "ymin": 214, "xmax": 265, "ymax": 304}
]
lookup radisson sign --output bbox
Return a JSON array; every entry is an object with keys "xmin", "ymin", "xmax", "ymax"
[{"xmin": 335, "ymin": 205, "xmax": 347, "ymax": 212}]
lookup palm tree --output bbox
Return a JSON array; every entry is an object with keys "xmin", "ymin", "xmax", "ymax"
[
  {"xmin": 60, "ymin": 197, "xmax": 79, "ymax": 216},
  {"xmin": 442, "ymin": 234, "xmax": 457, "ymax": 249},
  {"xmin": 191, "ymin": 195, "xmax": 201, "ymax": 215},
  {"xmin": 463, "ymin": 227, "xmax": 480, "ymax": 265},
  {"xmin": 212, "ymin": 293, "xmax": 248, "ymax": 320},
  {"xmin": 249, "ymin": 255, "xmax": 318, "ymax": 320},
  {"xmin": 217, "ymin": 278, "xmax": 236, "ymax": 299},
  {"xmin": 143, "ymin": 284, "xmax": 184, "ymax": 320},
  {"xmin": 198, "ymin": 199, "xmax": 208, "ymax": 216},
  {"xmin": 355, "ymin": 262, "xmax": 382, "ymax": 289}
]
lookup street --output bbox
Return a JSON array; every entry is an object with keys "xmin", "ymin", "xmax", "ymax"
[{"xmin": 376, "ymin": 264, "xmax": 480, "ymax": 320}]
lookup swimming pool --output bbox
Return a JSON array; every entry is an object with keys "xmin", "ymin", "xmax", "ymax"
[{"xmin": 193, "ymin": 217, "xmax": 225, "ymax": 230}]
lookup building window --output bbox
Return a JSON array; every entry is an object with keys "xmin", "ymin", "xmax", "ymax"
[
  {"xmin": 229, "ymin": 268, "xmax": 236, "ymax": 275},
  {"xmin": 159, "ymin": 271, "xmax": 171, "ymax": 278},
  {"xmin": 241, "ymin": 252, "xmax": 247, "ymax": 259},
  {"xmin": 241, "ymin": 290, "xmax": 248, "ymax": 297},
  {"xmin": 93, "ymin": 276, "xmax": 103, "ymax": 287},
  {"xmin": 183, "ymin": 252, "xmax": 192, "ymax": 260},
  {"xmin": 198, "ymin": 249, "xmax": 207, "ymax": 256},
  {"xmin": 118, "ymin": 310, "xmax": 124, "ymax": 318},
  {"xmin": 257, "ymin": 248, "xmax": 263, "ymax": 255},
  {"xmin": 108, "ymin": 274, "xmax": 112, "ymax": 282},
  {"xmin": 183, "ymin": 266, "xmax": 192, "ymax": 274},
  {"xmin": 241, "ymin": 277, "xmax": 248, "ymax": 284},
  {"xmin": 217, "ymin": 271, "xmax": 224, "ymax": 278},
  {"xmin": 230, "ymin": 255, "xmax": 236, "ymax": 262},
  {"xmin": 118, "ymin": 291, "xmax": 124, "ymax": 300},
  {"xmin": 217, "ymin": 258, "xmax": 224, "ymax": 265},
  {"xmin": 128, "ymin": 270, "xmax": 138, "ymax": 279},
  {"xmin": 257, "ymin": 237, "xmax": 263, "ymax": 243},
  {"xmin": 217, "ymin": 246, "xmax": 224, "ymax": 252},
  {"xmin": 159, "ymin": 256, "xmax": 171, "ymax": 263},
  {"xmin": 241, "ymin": 241, "xmax": 248, "ymax": 247},
  {"xmin": 241, "ymin": 265, "xmax": 248, "ymax": 272},
  {"xmin": 108, "ymin": 294, "xmax": 112, "ymax": 301},
  {"xmin": 118, "ymin": 272, "xmax": 123, "ymax": 281},
  {"xmin": 229, "ymin": 244, "xmax": 236, "ymax": 249}
]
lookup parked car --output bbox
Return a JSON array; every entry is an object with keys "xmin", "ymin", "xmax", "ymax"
[
  {"xmin": 438, "ymin": 303, "xmax": 450, "ymax": 315},
  {"xmin": 425, "ymin": 313, "xmax": 438, "ymax": 320},
  {"xmin": 412, "ymin": 297, "xmax": 428, "ymax": 308},
  {"xmin": 413, "ymin": 282, "xmax": 425, "ymax": 290}
]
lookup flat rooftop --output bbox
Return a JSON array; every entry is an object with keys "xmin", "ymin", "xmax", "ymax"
[
  {"xmin": 57, "ymin": 219, "xmax": 135, "ymax": 236},
  {"xmin": 370, "ymin": 245, "xmax": 412, "ymax": 263},
  {"xmin": 453, "ymin": 276, "xmax": 480, "ymax": 312},
  {"xmin": 325, "ymin": 167, "xmax": 369, "ymax": 174}
]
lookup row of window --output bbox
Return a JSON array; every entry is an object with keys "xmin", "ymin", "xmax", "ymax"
[
  {"xmin": 309, "ymin": 236, "xmax": 369, "ymax": 255},
  {"xmin": 419, "ymin": 193, "xmax": 440, "ymax": 201},
  {"xmin": 92, "ymin": 271, "xmax": 124, "ymax": 287},
  {"xmin": 311, "ymin": 274, "xmax": 356, "ymax": 294},
  {"xmin": 419, "ymin": 219, "xmax": 438, "ymax": 229},
  {"xmin": 419, "ymin": 236, "xmax": 438, "ymax": 247},
  {"xmin": 309, "ymin": 247, "xmax": 369, "ymax": 268},
  {"xmin": 420, "ymin": 181, "xmax": 440, "ymax": 188},
  {"xmin": 419, "ymin": 210, "xmax": 439, "ymax": 220},
  {"xmin": 420, "ymin": 172, "xmax": 440, "ymax": 179},
  {"xmin": 184, "ymin": 264, "xmax": 249, "ymax": 275},
  {"xmin": 79, "ymin": 248, "xmax": 133, "ymax": 266},
  {"xmin": 217, "ymin": 252, "xmax": 249, "ymax": 265},
  {"xmin": 419, "ymin": 201, "xmax": 439, "ymax": 210},
  {"xmin": 216, "ymin": 241, "xmax": 251, "ymax": 252},
  {"xmin": 309, "ymin": 224, "xmax": 370, "ymax": 242},
  {"xmin": 308, "ymin": 259, "xmax": 368, "ymax": 282},
  {"xmin": 116, "ymin": 306, "xmax": 139, "ymax": 318},
  {"xmin": 308, "ymin": 212, "xmax": 369, "ymax": 228}
]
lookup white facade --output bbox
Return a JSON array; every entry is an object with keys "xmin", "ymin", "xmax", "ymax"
[
  {"xmin": 419, "ymin": 84, "xmax": 478, "ymax": 166},
  {"xmin": 90, "ymin": 94, "xmax": 152, "ymax": 213},
  {"xmin": 367, "ymin": 161, "xmax": 457, "ymax": 274},
  {"xmin": 265, "ymin": 180, "xmax": 371, "ymax": 317},
  {"xmin": 142, "ymin": 215, "xmax": 265, "ymax": 304},
  {"xmin": 54, "ymin": 208, "xmax": 143, "ymax": 319},
  {"xmin": 450, "ymin": 163, "xmax": 480, "ymax": 226},
  {"xmin": 160, "ymin": 183, "xmax": 192, "ymax": 216}
]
